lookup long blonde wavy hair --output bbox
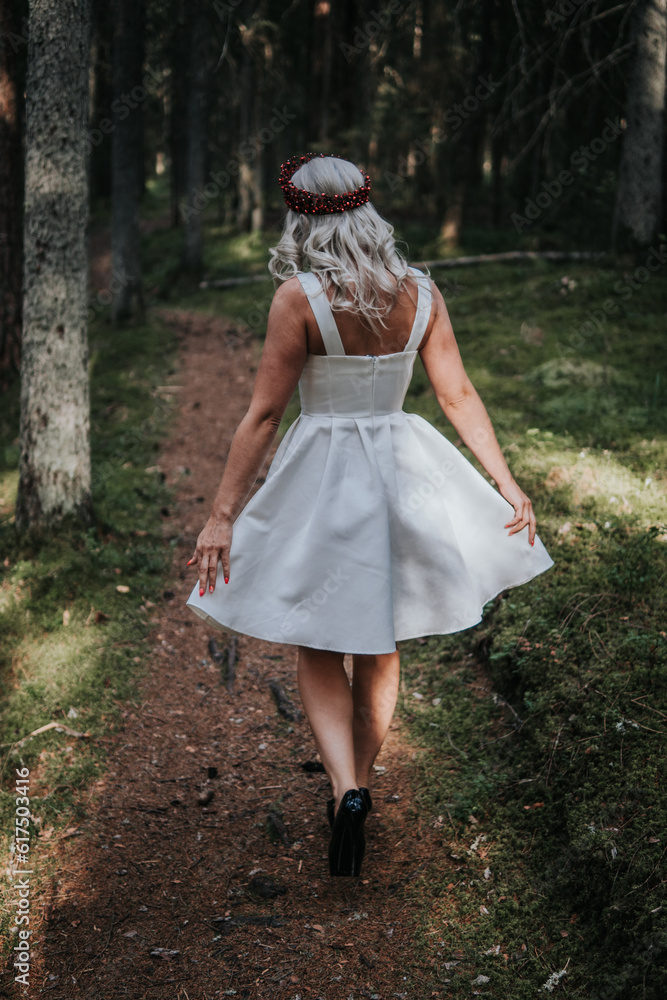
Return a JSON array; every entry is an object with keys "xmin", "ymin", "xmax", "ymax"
[{"xmin": 268, "ymin": 155, "xmax": 428, "ymax": 340}]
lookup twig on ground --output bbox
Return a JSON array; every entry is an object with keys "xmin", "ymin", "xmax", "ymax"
[
  {"xmin": 209, "ymin": 636, "xmax": 237, "ymax": 694},
  {"xmin": 226, "ymin": 638, "xmax": 237, "ymax": 694},
  {"xmin": 198, "ymin": 252, "xmax": 607, "ymax": 289},
  {"xmin": 267, "ymin": 809, "xmax": 291, "ymax": 847},
  {"xmin": 268, "ymin": 680, "xmax": 302, "ymax": 721},
  {"xmin": 13, "ymin": 721, "xmax": 91, "ymax": 748}
]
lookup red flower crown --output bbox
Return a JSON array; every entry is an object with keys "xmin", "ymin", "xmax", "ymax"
[{"xmin": 279, "ymin": 153, "xmax": 371, "ymax": 215}]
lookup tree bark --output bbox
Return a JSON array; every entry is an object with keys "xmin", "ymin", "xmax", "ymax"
[
  {"xmin": 15, "ymin": 0, "xmax": 92, "ymax": 532},
  {"xmin": 182, "ymin": 0, "xmax": 211, "ymax": 272},
  {"xmin": 88, "ymin": 3, "xmax": 113, "ymax": 200},
  {"xmin": 236, "ymin": 32, "xmax": 263, "ymax": 233},
  {"xmin": 491, "ymin": 132, "xmax": 504, "ymax": 228},
  {"xmin": 0, "ymin": 0, "xmax": 25, "ymax": 387},
  {"xmin": 167, "ymin": 0, "xmax": 189, "ymax": 227},
  {"xmin": 612, "ymin": 0, "xmax": 667, "ymax": 247},
  {"xmin": 440, "ymin": 181, "xmax": 466, "ymax": 248},
  {"xmin": 111, "ymin": 0, "xmax": 144, "ymax": 322},
  {"xmin": 439, "ymin": 0, "xmax": 496, "ymax": 244},
  {"xmin": 316, "ymin": 0, "xmax": 333, "ymax": 144}
]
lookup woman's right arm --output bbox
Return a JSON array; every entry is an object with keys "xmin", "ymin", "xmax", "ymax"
[
  {"xmin": 187, "ymin": 278, "xmax": 309, "ymax": 592},
  {"xmin": 418, "ymin": 281, "xmax": 537, "ymax": 545}
]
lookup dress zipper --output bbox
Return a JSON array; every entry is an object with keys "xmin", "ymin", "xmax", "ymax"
[{"xmin": 367, "ymin": 353, "xmax": 377, "ymax": 418}]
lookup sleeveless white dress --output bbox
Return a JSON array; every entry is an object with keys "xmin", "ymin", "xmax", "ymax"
[{"xmin": 185, "ymin": 266, "xmax": 555, "ymax": 654}]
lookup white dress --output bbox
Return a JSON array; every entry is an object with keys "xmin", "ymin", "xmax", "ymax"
[{"xmin": 185, "ymin": 266, "xmax": 555, "ymax": 654}]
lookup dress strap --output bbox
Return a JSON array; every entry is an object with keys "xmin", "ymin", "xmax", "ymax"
[
  {"xmin": 402, "ymin": 266, "xmax": 432, "ymax": 353},
  {"xmin": 296, "ymin": 272, "xmax": 346, "ymax": 356}
]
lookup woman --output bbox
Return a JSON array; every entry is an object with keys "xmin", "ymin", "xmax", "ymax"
[{"xmin": 186, "ymin": 153, "xmax": 554, "ymax": 877}]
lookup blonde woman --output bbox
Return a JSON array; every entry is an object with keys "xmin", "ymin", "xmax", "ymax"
[{"xmin": 186, "ymin": 153, "xmax": 554, "ymax": 877}]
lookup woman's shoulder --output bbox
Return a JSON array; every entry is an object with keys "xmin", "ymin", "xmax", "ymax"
[
  {"xmin": 271, "ymin": 274, "xmax": 309, "ymax": 311},
  {"xmin": 273, "ymin": 273, "xmax": 306, "ymax": 293}
]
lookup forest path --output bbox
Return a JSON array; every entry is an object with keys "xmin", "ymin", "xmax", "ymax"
[{"xmin": 33, "ymin": 304, "xmax": 451, "ymax": 999}]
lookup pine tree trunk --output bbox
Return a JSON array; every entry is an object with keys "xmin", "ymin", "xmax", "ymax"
[
  {"xmin": 316, "ymin": 0, "xmax": 333, "ymax": 144},
  {"xmin": 15, "ymin": 0, "xmax": 92, "ymax": 532},
  {"xmin": 236, "ymin": 43, "xmax": 254, "ymax": 232},
  {"xmin": 0, "ymin": 0, "xmax": 24, "ymax": 387},
  {"xmin": 88, "ymin": 4, "xmax": 113, "ymax": 200},
  {"xmin": 491, "ymin": 132, "xmax": 504, "ymax": 228},
  {"xmin": 440, "ymin": 180, "xmax": 465, "ymax": 247},
  {"xmin": 612, "ymin": 0, "xmax": 667, "ymax": 246},
  {"xmin": 182, "ymin": 1, "xmax": 210, "ymax": 272},
  {"xmin": 439, "ymin": 0, "xmax": 496, "ymax": 243},
  {"xmin": 168, "ymin": 0, "xmax": 189, "ymax": 228},
  {"xmin": 111, "ymin": 0, "xmax": 144, "ymax": 322}
]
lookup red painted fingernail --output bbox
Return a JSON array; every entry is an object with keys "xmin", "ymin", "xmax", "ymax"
[
  {"xmin": 209, "ymin": 585, "xmax": 214, "ymax": 592},
  {"xmin": 199, "ymin": 588, "xmax": 204, "ymax": 596},
  {"xmin": 224, "ymin": 576, "xmax": 229, "ymax": 584},
  {"xmin": 530, "ymin": 540, "xmax": 534, "ymax": 546}
]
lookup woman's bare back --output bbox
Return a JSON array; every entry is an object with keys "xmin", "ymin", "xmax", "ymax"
[{"xmin": 300, "ymin": 271, "xmax": 435, "ymax": 357}]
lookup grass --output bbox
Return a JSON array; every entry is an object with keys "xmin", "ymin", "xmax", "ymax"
[
  {"xmin": 387, "ymin": 253, "xmax": 667, "ymax": 997},
  {"xmin": 0, "ymin": 308, "xmax": 180, "ymax": 953},
  {"xmin": 1, "ymin": 199, "xmax": 666, "ymax": 995}
]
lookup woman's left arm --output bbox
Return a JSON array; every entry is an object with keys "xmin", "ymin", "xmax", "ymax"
[{"xmin": 187, "ymin": 277, "xmax": 308, "ymax": 593}]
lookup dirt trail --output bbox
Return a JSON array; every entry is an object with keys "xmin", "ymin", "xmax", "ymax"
[{"xmin": 21, "ymin": 307, "xmax": 451, "ymax": 999}]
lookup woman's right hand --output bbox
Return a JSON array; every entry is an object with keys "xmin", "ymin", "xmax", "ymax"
[
  {"xmin": 186, "ymin": 515, "xmax": 233, "ymax": 594},
  {"xmin": 498, "ymin": 478, "xmax": 536, "ymax": 546}
]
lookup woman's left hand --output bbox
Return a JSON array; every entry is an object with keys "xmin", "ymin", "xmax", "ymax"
[
  {"xmin": 498, "ymin": 478, "xmax": 536, "ymax": 546},
  {"xmin": 187, "ymin": 516, "xmax": 233, "ymax": 594}
]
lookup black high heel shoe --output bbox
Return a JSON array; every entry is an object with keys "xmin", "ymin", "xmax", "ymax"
[
  {"xmin": 327, "ymin": 786, "xmax": 372, "ymax": 829},
  {"xmin": 328, "ymin": 788, "xmax": 368, "ymax": 877}
]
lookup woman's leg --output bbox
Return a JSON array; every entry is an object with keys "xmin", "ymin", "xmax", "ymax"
[
  {"xmin": 351, "ymin": 651, "xmax": 400, "ymax": 789},
  {"xmin": 296, "ymin": 646, "xmax": 359, "ymax": 814}
]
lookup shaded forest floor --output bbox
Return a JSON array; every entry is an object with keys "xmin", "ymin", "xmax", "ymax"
[{"xmin": 19, "ymin": 304, "xmax": 457, "ymax": 999}]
